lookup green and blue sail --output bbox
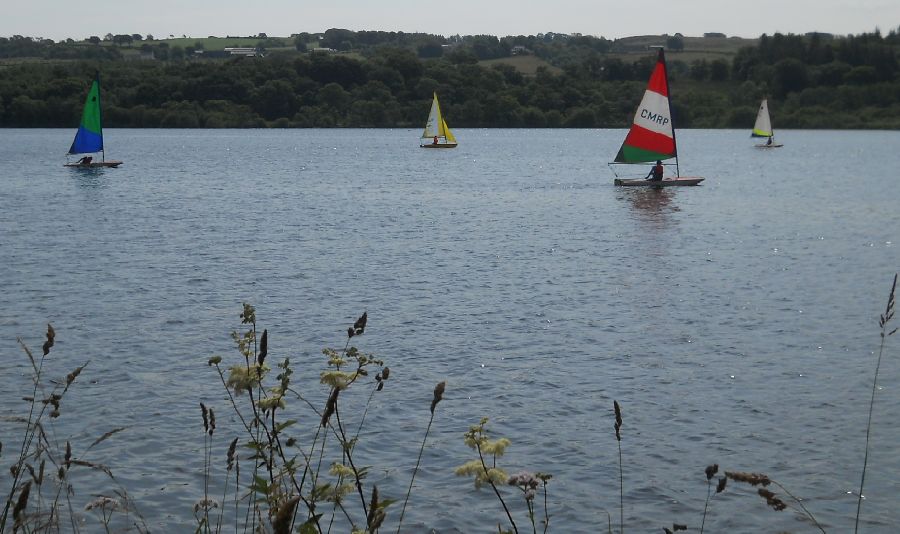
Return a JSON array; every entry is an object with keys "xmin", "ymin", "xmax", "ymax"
[{"xmin": 68, "ymin": 76, "xmax": 104, "ymax": 155}]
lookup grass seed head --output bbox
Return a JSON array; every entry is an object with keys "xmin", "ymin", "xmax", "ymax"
[
  {"xmin": 42, "ymin": 324, "xmax": 55, "ymax": 356},
  {"xmin": 431, "ymin": 381, "xmax": 446, "ymax": 414}
]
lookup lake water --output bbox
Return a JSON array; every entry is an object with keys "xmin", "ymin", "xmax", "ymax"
[{"xmin": 1, "ymin": 128, "xmax": 899, "ymax": 532}]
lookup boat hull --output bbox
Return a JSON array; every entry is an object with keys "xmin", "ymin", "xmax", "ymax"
[
  {"xmin": 64, "ymin": 161, "xmax": 123, "ymax": 168},
  {"xmin": 420, "ymin": 143, "xmax": 457, "ymax": 149},
  {"xmin": 754, "ymin": 144, "xmax": 783, "ymax": 148},
  {"xmin": 614, "ymin": 177, "xmax": 704, "ymax": 187}
]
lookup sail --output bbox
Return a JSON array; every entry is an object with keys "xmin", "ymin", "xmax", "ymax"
[
  {"xmin": 752, "ymin": 99, "xmax": 774, "ymax": 138},
  {"xmin": 614, "ymin": 49, "xmax": 677, "ymax": 163},
  {"xmin": 421, "ymin": 93, "xmax": 456, "ymax": 141},
  {"xmin": 442, "ymin": 117, "xmax": 456, "ymax": 143},
  {"xmin": 421, "ymin": 93, "xmax": 443, "ymax": 140},
  {"xmin": 69, "ymin": 76, "xmax": 104, "ymax": 155}
]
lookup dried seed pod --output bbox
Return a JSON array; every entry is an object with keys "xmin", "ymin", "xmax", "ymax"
[{"xmin": 430, "ymin": 381, "xmax": 446, "ymax": 414}]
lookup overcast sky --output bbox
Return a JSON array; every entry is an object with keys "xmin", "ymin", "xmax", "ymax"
[{"xmin": 3, "ymin": 0, "xmax": 898, "ymax": 42}]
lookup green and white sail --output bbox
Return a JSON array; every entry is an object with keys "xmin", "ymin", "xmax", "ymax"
[{"xmin": 751, "ymin": 99, "xmax": 774, "ymax": 138}]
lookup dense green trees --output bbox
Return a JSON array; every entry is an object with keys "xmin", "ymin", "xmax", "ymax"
[{"xmin": 1, "ymin": 28, "xmax": 899, "ymax": 128}]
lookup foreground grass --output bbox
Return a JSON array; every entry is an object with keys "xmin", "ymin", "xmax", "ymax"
[{"xmin": 1, "ymin": 275, "xmax": 895, "ymax": 532}]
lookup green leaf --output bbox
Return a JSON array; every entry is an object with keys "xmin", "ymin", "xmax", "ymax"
[
  {"xmin": 249, "ymin": 475, "xmax": 270, "ymax": 495},
  {"xmin": 310, "ymin": 482, "xmax": 332, "ymax": 501},
  {"xmin": 243, "ymin": 441, "xmax": 265, "ymax": 452},
  {"xmin": 276, "ymin": 419, "xmax": 297, "ymax": 432},
  {"xmin": 298, "ymin": 515, "xmax": 322, "ymax": 534}
]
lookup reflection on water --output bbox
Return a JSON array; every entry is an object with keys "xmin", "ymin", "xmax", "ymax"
[
  {"xmin": 618, "ymin": 187, "xmax": 680, "ymax": 228},
  {"xmin": 68, "ymin": 166, "xmax": 110, "ymax": 188}
]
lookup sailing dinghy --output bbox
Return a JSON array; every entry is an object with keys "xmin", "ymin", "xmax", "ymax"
[
  {"xmin": 420, "ymin": 93, "xmax": 458, "ymax": 148},
  {"xmin": 611, "ymin": 49, "xmax": 703, "ymax": 186},
  {"xmin": 65, "ymin": 73, "xmax": 123, "ymax": 168},
  {"xmin": 752, "ymin": 99, "xmax": 783, "ymax": 148}
]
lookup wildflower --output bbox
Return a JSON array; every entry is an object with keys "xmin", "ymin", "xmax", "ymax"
[
  {"xmin": 226, "ymin": 364, "xmax": 269, "ymax": 394},
  {"xmin": 329, "ymin": 462, "xmax": 355, "ymax": 478},
  {"xmin": 192, "ymin": 498, "xmax": 219, "ymax": 513},
  {"xmin": 257, "ymin": 395, "xmax": 286, "ymax": 411},
  {"xmin": 509, "ymin": 471, "xmax": 541, "ymax": 501},
  {"xmin": 85, "ymin": 495, "xmax": 120, "ymax": 511},
  {"xmin": 480, "ymin": 437, "xmax": 511, "ymax": 456},
  {"xmin": 454, "ymin": 460, "xmax": 508, "ymax": 489},
  {"xmin": 320, "ymin": 370, "xmax": 358, "ymax": 389},
  {"xmin": 508, "ymin": 471, "xmax": 540, "ymax": 489}
]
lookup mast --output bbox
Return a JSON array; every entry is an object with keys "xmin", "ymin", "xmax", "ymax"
[
  {"xmin": 656, "ymin": 48, "xmax": 680, "ymax": 178},
  {"xmin": 96, "ymin": 71, "xmax": 105, "ymax": 163}
]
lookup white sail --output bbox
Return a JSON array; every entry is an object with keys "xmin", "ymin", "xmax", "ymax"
[
  {"xmin": 752, "ymin": 99, "xmax": 774, "ymax": 138},
  {"xmin": 421, "ymin": 95, "xmax": 442, "ymax": 139}
]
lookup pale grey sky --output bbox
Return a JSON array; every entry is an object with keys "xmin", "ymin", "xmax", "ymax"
[{"xmin": 3, "ymin": 0, "xmax": 898, "ymax": 42}]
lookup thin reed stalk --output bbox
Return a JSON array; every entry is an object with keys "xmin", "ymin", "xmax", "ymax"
[
  {"xmin": 855, "ymin": 273, "xmax": 896, "ymax": 533},
  {"xmin": 699, "ymin": 464, "xmax": 721, "ymax": 534},
  {"xmin": 613, "ymin": 400, "xmax": 623, "ymax": 534},
  {"xmin": 397, "ymin": 381, "xmax": 444, "ymax": 533},
  {"xmin": 0, "ymin": 336, "xmax": 50, "ymax": 531},
  {"xmin": 770, "ymin": 480, "xmax": 825, "ymax": 534},
  {"xmin": 479, "ymin": 443, "xmax": 518, "ymax": 534}
]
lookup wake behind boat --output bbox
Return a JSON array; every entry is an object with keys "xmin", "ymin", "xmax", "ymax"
[
  {"xmin": 609, "ymin": 48, "xmax": 703, "ymax": 186},
  {"xmin": 752, "ymin": 99, "xmax": 783, "ymax": 148},
  {"xmin": 419, "ymin": 93, "xmax": 458, "ymax": 148},
  {"xmin": 64, "ymin": 73, "xmax": 123, "ymax": 168}
]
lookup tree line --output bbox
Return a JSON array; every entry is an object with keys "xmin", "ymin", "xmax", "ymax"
[{"xmin": 1, "ymin": 27, "xmax": 899, "ymax": 129}]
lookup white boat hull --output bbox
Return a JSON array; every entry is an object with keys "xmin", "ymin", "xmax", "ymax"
[
  {"xmin": 420, "ymin": 143, "xmax": 457, "ymax": 149},
  {"xmin": 614, "ymin": 177, "xmax": 704, "ymax": 187},
  {"xmin": 64, "ymin": 161, "xmax": 123, "ymax": 168}
]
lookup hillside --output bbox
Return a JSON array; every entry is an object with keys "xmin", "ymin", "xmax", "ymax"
[{"xmin": 1, "ymin": 28, "xmax": 898, "ymax": 129}]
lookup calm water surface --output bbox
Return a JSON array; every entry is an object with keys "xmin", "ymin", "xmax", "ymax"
[{"xmin": 1, "ymin": 128, "xmax": 899, "ymax": 532}]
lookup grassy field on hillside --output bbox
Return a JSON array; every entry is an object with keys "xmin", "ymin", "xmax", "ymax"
[{"xmin": 143, "ymin": 36, "xmax": 290, "ymax": 50}]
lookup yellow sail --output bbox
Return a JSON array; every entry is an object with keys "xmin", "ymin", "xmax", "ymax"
[{"xmin": 442, "ymin": 117, "xmax": 456, "ymax": 143}]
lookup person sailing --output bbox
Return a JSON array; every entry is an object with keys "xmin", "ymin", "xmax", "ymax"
[
  {"xmin": 646, "ymin": 160, "xmax": 664, "ymax": 181},
  {"xmin": 76, "ymin": 155, "xmax": 93, "ymax": 165}
]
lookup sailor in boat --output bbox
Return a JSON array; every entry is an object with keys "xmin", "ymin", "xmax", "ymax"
[
  {"xmin": 646, "ymin": 160, "xmax": 664, "ymax": 181},
  {"xmin": 433, "ymin": 135, "xmax": 438, "ymax": 145},
  {"xmin": 76, "ymin": 155, "xmax": 93, "ymax": 165},
  {"xmin": 766, "ymin": 137, "xmax": 773, "ymax": 146}
]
